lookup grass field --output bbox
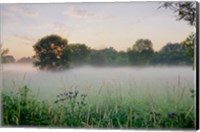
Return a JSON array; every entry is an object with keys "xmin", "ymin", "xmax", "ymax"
[{"xmin": 1, "ymin": 64, "xmax": 196, "ymax": 129}]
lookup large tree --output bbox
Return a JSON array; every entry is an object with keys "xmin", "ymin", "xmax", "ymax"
[
  {"xmin": 33, "ymin": 35, "xmax": 71, "ymax": 71},
  {"xmin": 127, "ymin": 39, "xmax": 154, "ymax": 65}
]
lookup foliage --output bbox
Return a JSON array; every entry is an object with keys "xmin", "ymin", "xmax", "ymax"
[
  {"xmin": 2, "ymin": 86, "xmax": 54, "ymax": 126},
  {"xmin": 160, "ymin": 2, "xmax": 196, "ymax": 26},
  {"xmin": 0, "ymin": 44, "xmax": 10, "ymax": 63},
  {"xmin": 132, "ymin": 39, "xmax": 154, "ymax": 52},
  {"xmin": 150, "ymin": 52, "xmax": 192, "ymax": 65},
  {"xmin": 127, "ymin": 39, "xmax": 154, "ymax": 65},
  {"xmin": 181, "ymin": 33, "xmax": 195, "ymax": 63},
  {"xmin": 2, "ymin": 85, "xmax": 195, "ymax": 128},
  {"xmin": 89, "ymin": 47, "xmax": 120, "ymax": 66},
  {"xmin": 160, "ymin": 43, "xmax": 186, "ymax": 53},
  {"xmin": 68, "ymin": 44, "xmax": 91, "ymax": 65},
  {"xmin": 150, "ymin": 43, "xmax": 192, "ymax": 65},
  {"xmin": 33, "ymin": 34, "xmax": 71, "ymax": 71},
  {"xmin": 31, "ymin": 35, "xmax": 193, "ymax": 68}
]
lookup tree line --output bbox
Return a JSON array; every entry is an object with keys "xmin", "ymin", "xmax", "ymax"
[{"xmin": 32, "ymin": 34, "xmax": 193, "ymax": 71}]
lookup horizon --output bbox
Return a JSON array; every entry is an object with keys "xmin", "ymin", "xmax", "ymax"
[{"xmin": 1, "ymin": 2, "xmax": 195, "ymax": 60}]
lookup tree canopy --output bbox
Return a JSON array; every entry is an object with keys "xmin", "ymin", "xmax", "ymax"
[
  {"xmin": 181, "ymin": 33, "xmax": 195, "ymax": 62},
  {"xmin": 33, "ymin": 35, "xmax": 71, "ymax": 71},
  {"xmin": 160, "ymin": 43, "xmax": 186, "ymax": 53},
  {"xmin": 132, "ymin": 39, "xmax": 153, "ymax": 52},
  {"xmin": 127, "ymin": 39, "xmax": 154, "ymax": 65},
  {"xmin": 68, "ymin": 44, "xmax": 91, "ymax": 65}
]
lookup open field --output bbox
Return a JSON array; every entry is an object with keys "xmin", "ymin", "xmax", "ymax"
[{"xmin": 1, "ymin": 64, "xmax": 195, "ymax": 129}]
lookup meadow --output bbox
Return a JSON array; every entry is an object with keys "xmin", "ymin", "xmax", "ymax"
[{"xmin": 1, "ymin": 64, "xmax": 196, "ymax": 129}]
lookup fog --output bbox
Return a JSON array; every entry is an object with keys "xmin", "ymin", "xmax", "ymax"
[{"xmin": 2, "ymin": 64, "xmax": 194, "ymax": 102}]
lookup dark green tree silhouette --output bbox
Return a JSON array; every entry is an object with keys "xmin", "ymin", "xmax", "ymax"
[
  {"xmin": 88, "ymin": 47, "xmax": 119, "ymax": 66},
  {"xmin": 33, "ymin": 35, "xmax": 71, "ymax": 71},
  {"xmin": 150, "ymin": 43, "xmax": 192, "ymax": 65},
  {"xmin": 68, "ymin": 43, "xmax": 91, "ymax": 65},
  {"xmin": 132, "ymin": 39, "xmax": 153, "ymax": 52},
  {"xmin": 0, "ymin": 44, "xmax": 10, "ymax": 63},
  {"xmin": 127, "ymin": 39, "xmax": 154, "ymax": 65},
  {"xmin": 181, "ymin": 33, "xmax": 195, "ymax": 62},
  {"xmin": 160, "ymin": 43, "xmax": 186, "ymax": 53}
]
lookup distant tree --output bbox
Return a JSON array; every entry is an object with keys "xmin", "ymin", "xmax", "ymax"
[
  {"xmin": 150, "ymin": 51, "xmax": 192, "ymax": 65},
  {"xmin": 3, "ymin": 55, "xmax": 15, "ymax": 63},
  {"xmin": 33, "ymin": 35, "xmax": 71, "ymax": 71},
  {"xmin": 127, "ymin": 39, "xmax": 154, "ymax": 65},
  {"xmin": 115, "ymin": 51, "xmax": 128, "ymax": 65},
  {"xmin": 150, "ymin": 43, "xmax": 192, "ymax": 65},
  {"xmin": 100, "ymin": 47, "xmax": 118, "ymax": 65},
  {"xmin": 160, "ymin": 43, "xmax": 186, "ymax": 53},
  {"xmin": 132, "ymin": 39, "xmax": 153, "ymax": 52},
  {"xmin": 17, "ymin": 57, "xmax": 33, "ymax": 63},
  {"xmin": 68, "ymin": 44, "xmax": 91, "ymax": 65},
  {"xmin": 89, "ymin": 49, "xmax": 106, "ymax": 66},
  {"xmin": 0, "ymin": 44, "xmax": 10, "ymax": 63},
  {"xmin": 88, "ymin": 47, "xmax": 119, "ymax": 66},
  {"xmin": 160, "ymin": 1, "xmax": 196, "ymax": 26}
]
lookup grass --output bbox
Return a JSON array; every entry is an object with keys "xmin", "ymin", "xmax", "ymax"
[{"xmin": 1, "ymin": 84, "xmax": 195, "ymax": 129}]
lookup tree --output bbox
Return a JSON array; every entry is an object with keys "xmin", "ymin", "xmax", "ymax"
[
  {"xmin": 160, "ymin": 43, "xmax": 186, "ymax": 53},
  {"xmin": 3, "ymin": 56, "xmax": 15, "ymax": 63},
  {"xmin": 0, "ymin": 44, "xmax": 10, "ymax": 63},
  {"xmin": 89, "ymin": 49, "xmax": 106, "ymax": 66},
  {"xmin": 33, "ymin": 35, "xmax": 71, "ymax": 71},
  {"xmin": 150, "ymin": 43, "xmax": 192, "ymax": 65},
  {"xmin": 160, "ymin": 1, "xmax": 196, "ymax": 67},
  {"xmin": 160, "ymin": 2, "xmax": 196, "ymax": 26},
  {"xmin": 181, "ymin": 33, "xmax": 195, "ymax": 62},
  {"xmin": 17, "ymin": 57, "xmax": 33, "ymax": 63},
  {"xmin": 68, "ymin": 44, "xmax": 91, "ymax": 65},
  {"xmin": 132, "ymin": 39, "xmax": 153, "ymax": 52},
  {"xmin": 150, "ymin": 51, "xmax": 192, "ymax": 65},
  {"xmin": 115, "ymin": 51, "xmax": 128, "ymax": 66},
  {"xmin": 127, "ymin": 39, "xmax": 154, "ymax": 65},
  {"xmin": 88, "ymin": 47, "xmax": 120, "ymax": 66}
]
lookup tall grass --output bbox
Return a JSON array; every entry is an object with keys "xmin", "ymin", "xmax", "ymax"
[{"xmin": 2, "ymin": 83, "xmax": 195, "ymax": 129}]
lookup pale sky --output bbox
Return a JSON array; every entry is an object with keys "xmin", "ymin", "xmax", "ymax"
[{"xmin": 0, "ymin": 2, "xmax": 195, "ymax": 60}]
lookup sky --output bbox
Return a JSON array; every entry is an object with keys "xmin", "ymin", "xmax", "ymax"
[{"xmin": 0, "ymin": 2, "xmax": 195, "ymax": 60}]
